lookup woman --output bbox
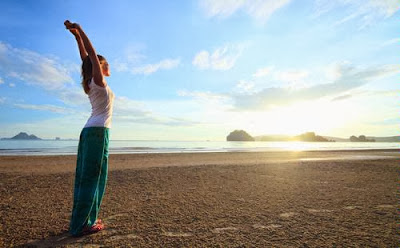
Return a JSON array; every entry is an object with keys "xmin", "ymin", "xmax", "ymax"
[{"xmin": 65, "ymin": 20, "xmax": 115, "ymax": 236}]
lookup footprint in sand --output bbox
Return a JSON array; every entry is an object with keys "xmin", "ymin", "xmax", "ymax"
[
  {"xmin": 101, "ymin": 228, "xmax": 119, "ymax": 236},
  {"xmin": 103, "ymin": 213, "xmax": 129, "ymax": 223},
  {"xmin": 252, "ymin": 224, "xmax": 282, "ymax": 230},
  {"xmin": 279, "ymin": 212, "xmax": 297, "ymax": 218},
  {"xmin": 106, "ymin": 234, "xmax": 138, "ymax": 242},
  {"xmin": 162, "ymin": 231, "xmax": 192, "ymax": 237},
  {"xmin": 307, "ymin": 209, "xmax": 333, "ymax": 213},
  {"xmin": 67, "ymin": 245, "xmax": 102, "ymax": 248},
  {"xmin": 343, "ymin": 206, "xmax": 360, "ymax": 210},
  {"xmin": 212, "ymin": 227, "xmax": 238, "ymax": 234},
  {"xmin": 376, "ymin": 204, "xmax": 394, "ymax": 209}
]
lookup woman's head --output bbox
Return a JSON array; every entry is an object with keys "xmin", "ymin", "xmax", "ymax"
[{"xmin": 81, "ymin": 55, "xmax": 110, "ymax": 94}]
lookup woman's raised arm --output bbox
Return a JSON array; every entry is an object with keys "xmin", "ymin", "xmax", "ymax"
[
  {"xmin": 68, "ymin": 27, "xmax": 88, "ymax": 61},
  {"xmin": 65, "ymin": 20, "xmax": 105, "ymax": 87}
]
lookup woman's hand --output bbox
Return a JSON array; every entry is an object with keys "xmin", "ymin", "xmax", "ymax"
[
  {"xmin": 65, "ymin": 20, "xmax": 81, "ymax": 37},
  {"xmin": 64, "ymin": 20, "xmax": 76, "ymax": 29},
  {"xmin": 68, "ymin": 27, "xmax": 80, "ymax": 37},
  {"xmin": 64, "ymin": 20, "xmax": 81, "ymax": 32}
]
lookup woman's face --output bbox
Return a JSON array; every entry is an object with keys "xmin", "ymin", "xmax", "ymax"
[{"xmin": 101, "ymin": 60, "xmax": 110, "ymax": 77}]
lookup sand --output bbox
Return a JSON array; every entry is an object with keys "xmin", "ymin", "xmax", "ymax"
[{"xmin": 0, "ymin": 150, "xmax": 399, "ymax": 247}]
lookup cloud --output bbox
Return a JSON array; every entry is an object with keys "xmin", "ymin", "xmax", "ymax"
[
  {"xmin": 0, "ymin": 77, "xmax": 3, "ymax": 84},
  {"xmin": 0, "ymin": 42, "xmax": 95, "ymax": 110},
  {"xmin": 314, "ymin": 0, "xmax": 400, "ymax": 28},
  {"xmin": 380, "ymin": 38, "xmax": 400, "ymax": 48},
  {"xmin": 275, "ymin": 70, "xmax": 309, "ymax": 84},
  {"xmin": 234, "ymin": 80, "xmax": 256, "ymax": 94},
  {"xmin": 331, "ymin": 94, "xmax": 352, "ymax": 101},
  {"xmin": 192, "ymin": 44, "xmax": 244, "ymax": 70},
  {"xmin": 178, "ymin": 90, "xmax": 230, "ymax": 102},
  {"xmin": 245, "ymin": 0, "xmax": 292, "ymax": 22},
  {"xmin": 131, "ymin": 58, "xmax": 180, "ymax": 75},
  {"xmin": 200, "ymin": 0, "xmax": 291, "ymax": 23},
  {"xmin": 113, "ymin": 45, "xmax": 180, "ymax": 75},
  {"xmin": 58, "ymin": 89, "xmax": 89, "ymax": 107},
  {"xmin": 232, "ymin": 63, "xmax": 398, "ymax": 110},
  {"xmin": 253, "ymin": 66, "xmax": 310, "ymax": 84},
  {"xmin": 0, "ymin": 42, "xmax": 74, "ymax": 90},
  {"xmin": 253, "ymin": 66, "xmax": 273, "ymax": 78},
  {"xmin": 113, "ymin": 96, "xmax": 198, "ymax": 127},
  {"xmin": 13, "ymin": 103, "xmax": 72, "ymax": 114},
  {"xmin": 113, "ymin": 96, "xmax": 151, "ymax": 117}
]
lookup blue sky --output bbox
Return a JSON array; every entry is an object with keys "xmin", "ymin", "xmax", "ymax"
[{"xmin": 0, "ymin": 0, "xmax": 398, "ymax": 140}]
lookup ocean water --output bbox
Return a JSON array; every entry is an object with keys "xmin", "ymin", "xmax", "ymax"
[{"xmin": 0, "ymin": 140, "xmax": 398, "ymax": 156}]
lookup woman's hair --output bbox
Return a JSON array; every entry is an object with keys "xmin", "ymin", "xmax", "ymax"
[{"xmin": 81, "ymin": 55, "xmax": 106, "ymax": 94}]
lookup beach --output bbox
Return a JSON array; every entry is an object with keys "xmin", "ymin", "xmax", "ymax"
[{"xmin": 0, "ymin": 150, "xmax": 398, "ymax": 247}]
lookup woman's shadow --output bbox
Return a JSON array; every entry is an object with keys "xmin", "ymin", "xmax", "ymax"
[{"xmin": 18, "ymin": 231, "xmax": 89, "ymax": 248}]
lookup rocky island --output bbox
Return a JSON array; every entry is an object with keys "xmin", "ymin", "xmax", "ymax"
[
  {"xmin": 1, "ymin": 132, "xmax": 42, "ymax": 140},
  {"xmin": 227, "ymin": 130, "xmax": 255, "ymax": 141},
  {"xmin": 349, "ymin": 135, "xmax": 375, "ymax": 142}
]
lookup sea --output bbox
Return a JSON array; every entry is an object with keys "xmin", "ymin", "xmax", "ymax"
[{"xmin": 0, "ymin": 139, "xmax": 398, "ymax": 156}]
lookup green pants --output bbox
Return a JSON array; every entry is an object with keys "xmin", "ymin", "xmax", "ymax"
[{"xmin": 70, "ymin": 127, "xmax": 110, "ymax": 236}]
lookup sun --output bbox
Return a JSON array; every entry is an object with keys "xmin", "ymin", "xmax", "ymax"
[{"xmin": 248, "ymin": 99, "xmax": 356, "ymax": 136}]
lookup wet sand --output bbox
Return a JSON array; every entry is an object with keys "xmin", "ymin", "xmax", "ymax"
[{"xmin": 0, "ymin": 150, "xmax": 399, "ymax": 247}]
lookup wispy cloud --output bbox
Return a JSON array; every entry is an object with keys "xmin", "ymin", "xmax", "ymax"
[
  {"xmin": 314, "ymin": 0, "xmax": 400, "ymax": 28},
  {"xmin": 232, "ymin": 63, "xmax": 398, "ymax": 110},
  {"xmin": 252, "ymin": 66, "xmax": 273, "ymax": 78},
  {"xmin": 200, "ymin": 0, "xmax": 245, "ymax": 18},
  {"xmin": 113, "ymin": 96, "xmax": 198, "ymax": 127},
  {"xmin": 192, "ymin": 44, "xmax": 245, "ymax": 70},
  {"xmin": 200, "ymin": 0, "xmax": 292, "ymax": 23},
  {"xmin": 0, "ymin": 42, "xmax": 97, "ymax": 111},
  {"xmin": 0, "ymin": 42, "xmax": 74, "ymax": 90},
  {"xmin": 253, "ymin": 66, "xmax": 309, "ymax": 82},
  {"xmin": 275, "ymin": 69, "xmax": 309, "ymax": 85},
  {"xmin": 13, "ymin": 103, "xmax": 72, "ymax": 114},
  {"xmin": 178, "ymin": 90, "xmax": 230, "ymax": 102},
  {"xmin": 114, "ymin": 45, "xmax": 180, "ymax": 75},
  {"xmin": 131, "ymin": 58, "xmax": 181, "ymax": 75},
  {"xmin": 380, "ymin": 38, "xmax": 400, "ymax": 48},
  {"xmin": 331, "ymin": 94, "xmax": 352, "ymax": 101},
  {"xmin": 234, "ymin": 80, "xmax": 256, "ymax": 94}
]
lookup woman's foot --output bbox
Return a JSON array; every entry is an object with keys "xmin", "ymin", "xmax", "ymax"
[{"xmin": 81, "ymin": 222, "xmax": 104, "ymax": 236}]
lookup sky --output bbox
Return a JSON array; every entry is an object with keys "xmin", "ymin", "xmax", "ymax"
[{"xmin": 0, "ymin": 0, "xmax": 398, "ymax": 140}]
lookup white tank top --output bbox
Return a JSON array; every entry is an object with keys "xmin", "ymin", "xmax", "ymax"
[{"xmin": 84, "ymin": 79, "xmax": 115, "ymax": 128}]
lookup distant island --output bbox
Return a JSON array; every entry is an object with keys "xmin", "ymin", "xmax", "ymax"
[
  {"xmin": 248, "ymin": 131, "xmax": 399, "ymax": 142},
  {"xmin": 255, "ymin": 132, "xmax": 333, "ymax": 142},
  {"xmin": 226, "ymin": 131, "xmax": 332, "ymax": 142},
  {"xmin": 227, "ymin": 130, "xmax": 255, "ymax": 141},
  {"xmin": 293, "ymin": 132, "xmax": 332, "ymax": 142},
  {"xmin": 350, "ymin": 135, "xmax": 375, "ymax": 142},
  {"xmin": 248, "ymin": 131, "xmax": 333, "ymax": 142},
  {"xmin": 1, "ymin": 132, "xmax": 42, "ymax": 140}
]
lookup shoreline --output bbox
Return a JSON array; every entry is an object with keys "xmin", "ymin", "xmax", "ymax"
[
  {"xmin": 0, "ymin": 149, "xmax": 399, "ymax": 175},
  {"xmin": 0, "ymin": 147, "xmax": 398, "ymax": 156},
  {"xmin": 1, "ymin": 140, "xmax": 399, "ymax": 157}
]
